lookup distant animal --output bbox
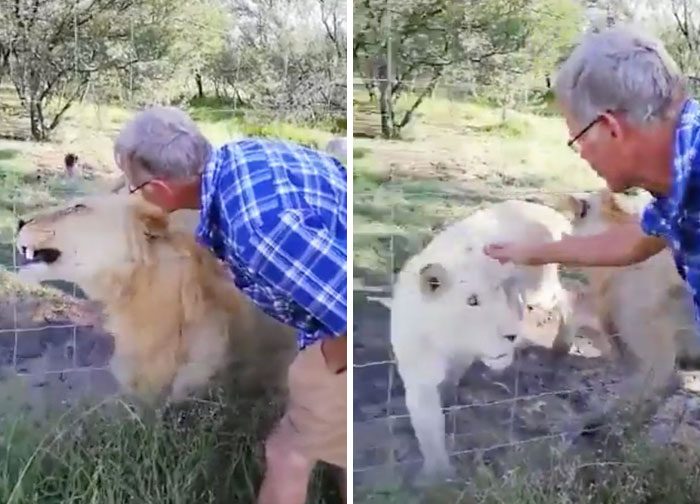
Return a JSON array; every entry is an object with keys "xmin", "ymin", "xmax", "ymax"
[
  {"xmin": 389, "ymin": 200, "xmax": 575, "ymax": 482},
  {"xmin": 63, "ymin": 152, "xmax": 97, "ymax": 179},
  {"xmin": 64, "ymin": 153, "xmax": 78, "ymax": 177},
  {"xmin": 325, "ymin": 136, "xmax": 347, "ymax": 161},
  {"xmin": 14, "ymin": 193, "xmax": 294, "ymax": 404}
]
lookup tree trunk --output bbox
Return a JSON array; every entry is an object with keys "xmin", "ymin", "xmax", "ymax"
[
  {"xmin": 195, "ymin": 72, "xmax": 204, "ymax": 99},
  {"xmin": 394, "ymin": 67, "xmax": 442, "ymax": 137},
  {"xmin": 29, "ymin": 98, "xmax": 45, "ymax": 141},
  {"xmin": 378, "ymin": 79, "xmax": 394, "ymax": 138}
]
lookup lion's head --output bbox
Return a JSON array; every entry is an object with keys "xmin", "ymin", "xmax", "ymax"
[
  {"xmin": 15, "ymin": 194, "xmax": 177, "ymax": 292},
  {"xmin": 555, "ymin": 188, "xmax": 652, "ymax": 236},
  {"xmin": 392, "ymin": 249, "xmax": 525, "ymax": 373}
]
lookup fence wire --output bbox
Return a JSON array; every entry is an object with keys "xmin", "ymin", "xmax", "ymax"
[
  {"xmin": 0, "ymin": 95, "xmax": 346, "ymax": 411},
  {"xmin": 351, "ymin": 145, "xmax": 658, "ymax": 486}
]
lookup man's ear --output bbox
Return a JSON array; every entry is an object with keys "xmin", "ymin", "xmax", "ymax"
[
  {"xmin": 140, "ymin": 179, "xmax": 179, "ymax": 213},
  {"xmin": 599, "ymin": 111, "xmax": 623, "ymax": 141}
]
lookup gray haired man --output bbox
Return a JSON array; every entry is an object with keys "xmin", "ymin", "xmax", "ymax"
[
  {"xmin": 113, "ymin": 106, "xmax": 347, "ymax": 504},
  {"xmin": 484, "ymin": 26, "xmax": 700, "ymax": 331}
]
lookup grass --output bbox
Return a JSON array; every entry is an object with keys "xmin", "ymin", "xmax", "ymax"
[
  {"xmin": 351, "ymin": 89, "xmax": 700, "ymax": 500},
  {"xmin": 354, "ymin": 418, "xmax": 700, "ymax": 504},
  {"xmin": 0, "ymin": 382, "xmax": 342, "ymax": 504},
  {"xmin": 352, "ymin": 91, "xmax": 606, "ymax": 276},
  {"xmin": 0, "ymin": 86, "xmax": 345, "ymax": 502}
]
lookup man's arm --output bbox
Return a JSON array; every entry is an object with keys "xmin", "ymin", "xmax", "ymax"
[
  {"xmin": 322, "ymin": 332, "xmax": 347, "ymax": 374},
  {"xmin": 484, "ymin": 219, "xmax": 667, "ymax": 267}
]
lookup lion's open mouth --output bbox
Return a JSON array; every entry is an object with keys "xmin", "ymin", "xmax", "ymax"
[{"xmin": 19, "ymin": 247, "xmax": 62, "ymax": 265}]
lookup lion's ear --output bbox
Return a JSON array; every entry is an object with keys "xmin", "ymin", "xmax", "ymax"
[
  {"xmin": 553, "ymin": 194, "xmax": 583, "ymax": 222},
  {"xmin": 125, "ymin": 201, "xmax": 170, "ymax": 265},
  {"xmin": 135, "ymin": 203, "xmax": 169, "ymax": 239}
]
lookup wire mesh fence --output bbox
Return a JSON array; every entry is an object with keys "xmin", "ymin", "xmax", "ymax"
[
  {"xmin": 0, "ymin": 85, "xmax": 346, "ymax": 416},
  {"xmin": 350, "ymin": 70, "xmax": 660, "ymax": 487},
  {"xmin": 351, "ymin": 222, "xmax": 619, "ymax": 487}
]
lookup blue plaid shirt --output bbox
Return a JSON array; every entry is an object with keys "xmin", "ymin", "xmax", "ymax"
[
  {"xmin": 641, "ymin": 97, "xmax": 700, "ymax": 329},
  {"xmin": 195, "ymin": 138, "xmax": 347, "ymax": 350}
]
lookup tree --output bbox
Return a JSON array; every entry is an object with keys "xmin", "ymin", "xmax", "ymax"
[
  {"xmin": 354, "ymin": 0, "xmax": 541, "ymax": 139},
  {"xmin": 211, "ymin": 0, "xmax": 346, "ymax": 122},
  {"xmin": 665, "ymin": 0, "xmax": 700, "ymax": 79},
  {"xmin": 0, "ymin": 0, "xmax": 176, "ymax": 140},
  {"xmin": 466, "ymin": 0, "xmax": 583, "ymax": 116}
]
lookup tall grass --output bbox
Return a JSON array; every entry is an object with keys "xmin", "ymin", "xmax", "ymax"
[{"xmin": 0, "ymin": 386, "xmax": 342, "ymax": 504}]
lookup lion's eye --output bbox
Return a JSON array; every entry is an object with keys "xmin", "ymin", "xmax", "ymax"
[
  {"xmin": 73, "ymin": 204, "xmax": 87, "ymax": 210},
  {"xmin": 467, "ymin": 294, "xmax": 479, "ymax": 306},
  {"xmin": 579, "ymin": 200, "xmax": 589, "ymax": 219},
  {"xmin": 427, "ymin": 276, "xmax": 440, "ymax": 292}
]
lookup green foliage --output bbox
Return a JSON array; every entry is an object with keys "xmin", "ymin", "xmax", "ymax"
[
  {"xmin": 0, "ymin": 392, "xmax": 341, "ymax": 504},
  {"xmin": 0, "ymin": 0, "xmax": 346, "ymax": 139},
  {"xmin": 354, "ymin": 0, "xmax": 585, "ymax": 137},
  {"xmin": 356, "ymin": 430, "xmax": 700, "ymax": 504}
]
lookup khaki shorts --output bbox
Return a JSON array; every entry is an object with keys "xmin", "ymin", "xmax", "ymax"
[{"xmin": 270, "ymin": 339, "xmax": 347, "ymax": 468}]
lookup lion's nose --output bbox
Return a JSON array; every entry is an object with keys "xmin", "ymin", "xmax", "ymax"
[{"xmin": 504, "ymin": 334, "xmax": 517, "ymax": 342}]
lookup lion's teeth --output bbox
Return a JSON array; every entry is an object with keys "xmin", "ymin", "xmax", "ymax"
[{"xmin": 25, "ymin": 248, "xmax": 34, "ymax": 260}]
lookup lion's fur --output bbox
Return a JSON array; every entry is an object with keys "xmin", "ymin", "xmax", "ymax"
[
  {"xmin": 558, "ymin": 188, "xmax": 700, "ymax": 393},
  {"xmin": 15, "ymin": 193, "xmax": 296, "ymax": 403},
  {"xmin": 390, "ymin": 199, "xmax": 575, "ymax": 481}
]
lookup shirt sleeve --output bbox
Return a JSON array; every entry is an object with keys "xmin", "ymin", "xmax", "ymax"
[
  {"xmin": 239, "ymin": 208, "xmax": 347, "ymax": 336},
  {"xmin": 640, "ymin": 199, "xmax": 665, "ymax": 237}
]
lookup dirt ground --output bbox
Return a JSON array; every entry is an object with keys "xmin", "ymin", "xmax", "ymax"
[
  {"xmin": 0, "ymin": 278, "xmax": 300, "ymax": 422},
  {"xmin": 352, "ymin": 279, "xmax": 700, "ymax": 489},
  {"xmin": 0, "ymin": 293, "xmax": 119, "ymax": 419}
]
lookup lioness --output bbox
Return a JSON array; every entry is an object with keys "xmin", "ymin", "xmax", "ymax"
[
  {"xmin": 559, "ymin": 188, "xmax": 700, "ymax": 392},
  {"xmin": 391, "ymin": 199, "xmax": 575, "ymax": 482},
  {"xmin": 14, "ymin": 193, "xmax": 293, "ymax": 403}
]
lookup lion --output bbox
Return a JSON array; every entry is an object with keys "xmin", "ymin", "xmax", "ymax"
[
  {"xmin": 14, "ymin": 193, "xmax": 295, "ymax": 404},
  {"xmin": 390, "ymin": 199, "xmax": 575, "ymax": 482},
  {"xmin": 557, "ymin": 188, "xmax": 700, "ymax": 393}
]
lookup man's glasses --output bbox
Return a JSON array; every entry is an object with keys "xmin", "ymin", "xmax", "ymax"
[
  {"xmin": 567, "ymin": 115, "xmax": 603, "ymax": 152},
  {"xmin": 128, "ymin": 180, "xmax": 151, "ymax": 194}
]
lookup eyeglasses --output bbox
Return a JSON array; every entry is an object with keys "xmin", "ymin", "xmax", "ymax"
[
  {"xmin": 567, "ymin": 115, "xmax": 603, "ymax": 152},
  {"xmin": 128, "ymin": 180, "xmax": 152, "ymax": 194}
]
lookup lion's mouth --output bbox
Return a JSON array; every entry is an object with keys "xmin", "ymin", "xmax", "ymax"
[{"xmin": 19, "ymin": 247, "xmax": 62, "ymax": 265}]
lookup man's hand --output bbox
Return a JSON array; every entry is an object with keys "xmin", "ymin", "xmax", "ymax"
[
  {"xmin": 321, "ymin": 333, "xmax": 347, "ymax": 374},
  {"xmin": 483, "ymin": 242, "xmax": 541, "ymax": 265}
]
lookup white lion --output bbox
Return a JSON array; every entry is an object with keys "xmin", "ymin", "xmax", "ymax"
[
  {"xmin": 558, "ymin": 188, "xmax": 700, "ymax": 393},
  {"xmin": 390, "ymin": 199, "xmax": 575, "ymax": 481},
  {"xmin": 14, "ymin": 193, "xmax": 290, "ymax": 404}
]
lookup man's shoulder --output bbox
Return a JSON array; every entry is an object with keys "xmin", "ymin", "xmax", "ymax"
[{"xmin": 675, "ymin": 98, "xmax": 700, "ymax": 161}]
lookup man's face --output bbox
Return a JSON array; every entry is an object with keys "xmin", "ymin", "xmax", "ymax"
[
  {"xmin": 116, "ymin": 156, "xmax": 177, "ymax": 212},
  {"xmin": 560, "ymin": 102, "xmax": 636, "ymax": 192}
]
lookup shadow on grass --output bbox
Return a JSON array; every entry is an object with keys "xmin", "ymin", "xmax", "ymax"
[
  {"xmin": 353, "ymin": 179, "xmax": 509, "ymax": 277},
  {"xmin": 0, "ymin": 242, "xmax": 14, "ymax": 270},
  {"xmin": 0, "ymin": 310, "xmax": 345, "ymax": 504},
  {"xmin": 0, "ymin": 148, "xmax": 20, "ymax": 161}
]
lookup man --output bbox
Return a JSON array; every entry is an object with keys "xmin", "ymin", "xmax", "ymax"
[
  {"xmin": 484, "ymin": 26, "xmax": 700, "ymax": 329},
  {"xmin": 113, "ymin": 106, "xmax": 347, "ymax": 504}
]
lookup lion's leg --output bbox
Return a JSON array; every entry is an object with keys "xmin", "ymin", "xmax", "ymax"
[
  {"xmin": 396, "ymin": 348, "xmax": 453, "ymax": 483},
  {"xmin": 617, "ymin": 311, "xmax": 677, "ymax": 398}
]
